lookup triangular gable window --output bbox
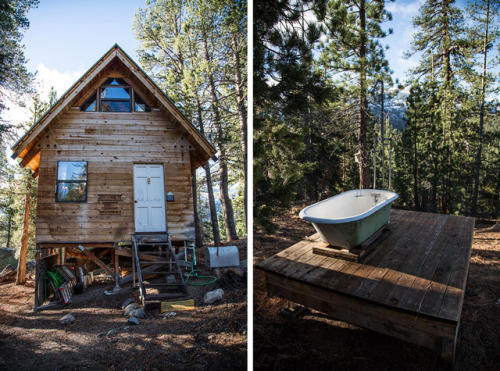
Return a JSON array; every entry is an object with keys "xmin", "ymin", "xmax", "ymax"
[
  {"xmin": 81, "ymin": 92, "xmax": 97, "ymax": 112},
  {"xmin": 80, "ymin": 78, "xmax": 151, "ymax": 112},
  {"xmin": 134, "ymin": 91, "xmax": 151, "ymax": 112}
]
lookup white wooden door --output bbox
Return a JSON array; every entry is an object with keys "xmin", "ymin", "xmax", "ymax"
[{"xmin": 134, "ymin": 164, "xmax": 166, "ymax": 232}]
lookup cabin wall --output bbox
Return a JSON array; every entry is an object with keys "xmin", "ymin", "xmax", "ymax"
[{"xmin": 35, "ymin": 110, "xmax": 196, "ymax": 243}]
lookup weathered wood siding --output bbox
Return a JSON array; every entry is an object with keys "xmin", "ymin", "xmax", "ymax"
[{"xmin": 36, "ymin": 110, "xmax": 196, "ymax": 242}]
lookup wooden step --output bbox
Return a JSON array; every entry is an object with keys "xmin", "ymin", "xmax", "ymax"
[
  {"xmin": 135, "ymin": 251, "xmax": 170, "ymax": 255},
  {"xmin": 144, "ymin": 297, "xmax": 191, "ymax": 310},
  {"xmin": 132, "ymin": 232, "xmax": 189, "ymax": 308},
  {"xmin": 146, "ymin": 292, "xmax": 187, "ymax": 300},
  {"xmin": 144, "ymin": 282, "xmax": 187, "ymax": 288},
  {"xmin": 142, "ymin": 260, "xmax": 177, "ymax": 264},
  {"xmin": 137, "ymin": 242, "xmax": 171, "ymax": 246},
  {"xmin": 140, "ymin": 270, "xmax": 182, "ymax": 275}
]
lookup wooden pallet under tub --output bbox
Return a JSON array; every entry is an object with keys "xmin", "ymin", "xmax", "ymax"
[{"xmin": 256, "ymin": 209, "xmax": 475, "ymax": 365}]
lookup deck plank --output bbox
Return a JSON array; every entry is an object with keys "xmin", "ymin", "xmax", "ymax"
[
  {"xmin": 258, "ymin": 237, "xmax": 314, "ymax": 272},
  {"xmin": 418, "ymin": 216, "xmax": 475, "ymax": 320},
  {"xmin": 280, "ymin": 245, "xmax": 332, "ymax": 278},
  {"xmin": 438, "ymin": 217, "xmax": 474, "ymax": 321},
  {"xmin": 256, "ymin": 209, "xmax": 475, "ymax": 364},
  {"xmin": 357, "ymin": 211, "xmax": 445, "ymax": 303},
  {"xmin": 377, "ymin": 213, "xmax": 451, "ymax": 309},
  {"xmin": 307, "ymin": 211, "xmax": 417, "ymax": 293},
  {"xmin": 299, "ymin": 257, "xmax": 348, "ymax": 283},
  {"xmin": 398, "ymin": 216, "xmax": 461, "ymax": 315}
]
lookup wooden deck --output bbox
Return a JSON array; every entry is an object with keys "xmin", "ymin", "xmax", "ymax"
[{"xmin": 257, "ymin": 209, "xmax": 475, "ymax": 365}]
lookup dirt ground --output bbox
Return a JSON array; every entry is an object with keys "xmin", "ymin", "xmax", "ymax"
[
  {"xmin": 0, "ymin": 240, "xmax": 247, "ymax": 371},
  {"xmin": 254, "ymin": 206, "xmax": 500, "ymax": 370}
]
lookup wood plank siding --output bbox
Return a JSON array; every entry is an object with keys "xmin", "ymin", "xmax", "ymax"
[{"xmin": 35, "ymin": 111, "xmax": 195, "ymax": 242}]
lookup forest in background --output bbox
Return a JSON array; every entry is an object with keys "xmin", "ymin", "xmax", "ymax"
[
  {"xmin": 254, "ymin": 0, "xmax": 500, "ymax": 232},
  {"xmin": 0, "ymin": 0, "xmax": 247, "ymax": 261}
]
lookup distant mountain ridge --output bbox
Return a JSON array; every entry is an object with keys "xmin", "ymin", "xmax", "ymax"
[{"xmin": 369, "ymin": 87, "xmax": 408, "ymax": 131}]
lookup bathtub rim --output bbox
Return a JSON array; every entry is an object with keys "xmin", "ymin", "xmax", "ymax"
[{"xmin": 299, "ymin": 189, "xmax": 398, "ymax": 225}]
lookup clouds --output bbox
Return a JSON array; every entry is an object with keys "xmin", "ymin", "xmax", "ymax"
[
  {"xmin": 34, "ymin": 64, "xmax": 85, "ymax": 104},
  {"xmin": 385, "ymin": 0, "xmax": 422, "ymax": 17},
  {"xmin": 2, "ymin": 64, "xmax": 84, "ymax": 129},
  {"xmin": 383, "ymin": 0, "xmax": 425, "ymax": 82}
]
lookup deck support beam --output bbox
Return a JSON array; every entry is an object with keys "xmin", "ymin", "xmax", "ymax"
[
  {"xmin": 265, "ymin": 272, "xmax": 457, "ymax": 365},
  {"xmin": 77, "ymin": 245, "xmax": 115, "ymax": 279}
]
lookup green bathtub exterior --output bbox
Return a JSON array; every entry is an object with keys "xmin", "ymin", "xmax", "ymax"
[{"xmin": 312, "ymin": 202, "xmax": 392, "ymax": 249}]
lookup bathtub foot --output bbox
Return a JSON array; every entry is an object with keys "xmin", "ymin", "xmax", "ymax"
[{"xmin": 280, "ymin": 301, "xmax": 308, "ymax": 320}]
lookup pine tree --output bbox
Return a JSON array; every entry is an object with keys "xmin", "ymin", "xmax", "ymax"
[
  {"xmin": 404, "ymin": 0, "xmax": 471, "ymax": 213},
  {"xmin": 14, "ymin": 89, "xmax": 51, "ymax": 284},
  {"xmin": 254, "ymin": 0, "xmax": 334, "ymax": 231},
  {"xmin": 134, "ymin": 0, "xmax": 245, "ymax": 242},
  {"xmin": 318, "ymin": 0, "xmax": 392, "ymax": 189},
  {"xmin": 0, "ymin": 0, "xmax": 38, "ymax": 117},
  {"xmin": 466, "ymin": 0, "xmax": 500, "ymax": 216}
]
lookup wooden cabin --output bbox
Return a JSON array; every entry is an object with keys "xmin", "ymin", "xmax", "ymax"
[{"xmin": 11, "ymin": 44, "xmax": 216, "ymax": 248}]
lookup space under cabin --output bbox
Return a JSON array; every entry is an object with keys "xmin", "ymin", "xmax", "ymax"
[{"xmin": 11, "ymin": 44, "xmax": 217, "ymax": 309}]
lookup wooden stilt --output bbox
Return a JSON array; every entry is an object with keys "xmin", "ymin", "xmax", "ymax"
[{"xmin": 113, "ymin": 243, "xmax": 120, "ymax": 288}]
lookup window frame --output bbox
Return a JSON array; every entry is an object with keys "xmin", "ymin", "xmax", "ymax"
[
  {"xmin": 80, "ymin": 78, "xmax": 152, "ymax": 113},
  {"xmin": 81, "ymin": 91, "xmax": 97, "ymax": 112},
  {"xmin": 80, "ymin": 78, "xmax": 152, "ymax": 112},
  {"xmin": 99, "ymin": 83, "xmax": 133, "ymax": 112},
  {"xmin": 55, "ymin": 161, "xmax": 88, "ymax": 203}
]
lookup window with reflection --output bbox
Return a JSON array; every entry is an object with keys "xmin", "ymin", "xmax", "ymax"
[
  {"xmin": 80, "ymin": 78, "xmax": 151, "ymax": 112},
  {"xmin": 56, "ymin": 161, "xmax": 88, "ymax": 202},
  {"xmin": 81, "ymin": 92, "xmax": 97, "ymax": 112},
  {"xmin": 134, "ymin": 91, "xmax": 151, "ymax": 112}
]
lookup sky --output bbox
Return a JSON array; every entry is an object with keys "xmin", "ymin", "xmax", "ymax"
[
  {"xmin": 384, "ymin": 0, "xmax": 424, "ymax": 83},
  {"xmin": 3, "ymin": 0, "xmax": 144, "ymax": 129},
  {"xmin": 2, "ymin": 0, "xmax": 476, "ymax": 131}
]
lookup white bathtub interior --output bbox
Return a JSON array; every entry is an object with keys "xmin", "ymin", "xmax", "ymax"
[{"xmin": 300, "ymin": 190, "xmax": 396, "ymax": 221}]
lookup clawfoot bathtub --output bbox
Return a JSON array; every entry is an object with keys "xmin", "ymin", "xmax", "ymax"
[{"xmin": 299, "ymin": 189, "xmax": 398, "ymax": 249}]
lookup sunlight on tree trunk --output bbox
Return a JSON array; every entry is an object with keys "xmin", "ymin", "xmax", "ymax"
[{"xmin": 16, "ymin": 178, "xmax": 31, "ymax": 285}]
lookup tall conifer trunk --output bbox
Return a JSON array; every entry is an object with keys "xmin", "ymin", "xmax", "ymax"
[
  {"xmin": 202, "ymin": 29, "xmax": 238, "ymax": 241},
  {"xmin": 413, "ymin": 125, "xmax": 420, "ymax": 210},
  {"xmin": 472, "ymin": 0, "xmax": 491, "ymax": 216},
  {"xmin": 6, "ymin": 213, "xmax": 12, "ymax": 248},
  {"xmin": 191, "ymin": 170, "xmax": 204, "ymax": 247},
  {"xmin": 231, "ymin": 31, "xmax": 247, "ymax": 227},
  {"xmin": 196, "ymin": 98, "xmax": 220, "ymax": 245},
  {"xmin": 358, "ymin": 0, "xmax": 370, "ymax": 189},
  {"xmin": 16, "ymin": 179, "xmax": 31, "ymax": 285}
]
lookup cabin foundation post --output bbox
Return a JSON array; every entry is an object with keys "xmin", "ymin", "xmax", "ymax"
[
  {"xmin": 132, "ymin": 250, "xmax": 136, "ymax": 288},
  {"xmin": 113, "ymin": 243, "xmax": 120, "ymax": 289}
]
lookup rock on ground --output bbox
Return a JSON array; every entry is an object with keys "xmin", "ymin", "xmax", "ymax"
[
  {"xmin": 132, "ymin": 307, "xmax": 146, "ymax": 319},
  {"xmin": 60, "ymin": 313, "xmax": 75, "ymax": 325},
  {"xmin": 121, "ymin": 297, "xmax": 134, "ymax": 309},
  {"xmin": 123, "ymin": 303, "xmax": 139, "ymax": 317},
  {"xmin": 204, "ymin": 288, "xmax": 224, "ymax": 304},
  {"xmin": 127, "ymin": 316, "xmax": 139, "ymax": 325}
]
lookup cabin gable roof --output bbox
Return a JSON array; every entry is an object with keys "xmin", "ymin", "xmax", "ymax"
[{"xmin": 11, "ymin": 44, "xmax": 216, "ymax": 173}]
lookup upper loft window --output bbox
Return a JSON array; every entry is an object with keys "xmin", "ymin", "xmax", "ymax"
[{"xmin": 80, "ymin": 78, "xmax": 151, "ymax": 112}]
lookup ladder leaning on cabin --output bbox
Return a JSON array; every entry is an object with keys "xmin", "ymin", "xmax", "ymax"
[{"xmin": 131, "ymin": 232, "xmax": 189, "ymax": 309}]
